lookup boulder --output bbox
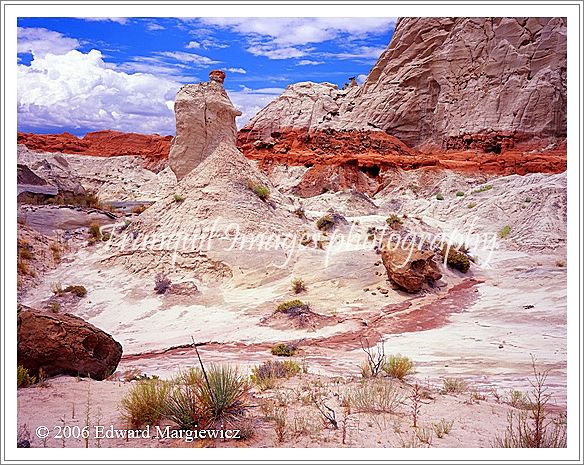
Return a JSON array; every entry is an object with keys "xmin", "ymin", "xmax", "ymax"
[
  {"xmin": 169, "ymin": 70, "xmax": 242, "ymax": 181},
  {"xmin": 381, "ymin": 243, "xmax": 442, "ymax": 293},
  {"xmin": 17, "ymin": 308, "xmax": 122, "ymax": 380}
]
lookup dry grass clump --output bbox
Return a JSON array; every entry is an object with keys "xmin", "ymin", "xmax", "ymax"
[
  {"xmin": 120, "ymin": 379, "xmax": 171, "ymax": 427},
  {"xmin": 246, "ymin": 179, "xmax": 270, "ymax": 201},
  {"xmin": 251, "ymin": 360, "xmax": 302, "ymax": 391},
  {"xmin": 432, "ymin": 418, "xmax": 454, "ymax": 438},
  {"xmin": 498, "ymin": 225, "xmax": 511, "ymax": 239},
  {"xmin": 386, "ymin": 214, "xmax": 403, "ymax": 230},
  {"xmin": 342, "ymin": 379, "xmax": 403, "ymax": 414},
  {"xmin": 154, "ymin": 273, "xmax": 171, "ymax": 294},
  {"xmin": 17, "ymin": 366, "xmax": 36, "ymax": 388},
  {"xmin": 383, "ymin": 354, "xmax": 415, "ymax": 380},
  {"xmin": 271, "ymin": 343, "xmax": 296, "ymax": 357},
  {"xmin": 442, "ymin": 377, "xmax": 468, "ymax": 394},
  {"xmin": 63, "ymin": 285, "xmax": 87, "ymax": 297},
  {"xmin": 291, "ymin": 278, "xmax": 307, "ymax": 294},
  {"xmin": 316, "ymin": 214, "xmax": 334, "ymax": 231}
]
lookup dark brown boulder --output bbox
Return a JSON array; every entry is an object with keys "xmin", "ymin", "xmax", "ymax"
[
  {"xmin": 17, "ymin": 308, "xmax": 122, "ymax": 380},
  {"xmin": 381, "ymin": 243, "xmax": 442, "ymax": 293}
]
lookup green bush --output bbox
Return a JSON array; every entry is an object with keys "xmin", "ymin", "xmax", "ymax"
[
  {"xmin": 164, "ymin": 383, "xmax": 202, "ymax": 430},
  {"xmin": 456, "ymin": 191, "xmax": 465, "ymax": 197},
  {"xmin": 441, "ymin": 245, "xmax": 471, "ymax": 273},
  {"xmin": 386, "ymin": 214, "xmax": 403, "ymax": 230},
  {"xmin": 276, "ymin": 300, "xmax": 306, "ymax": 313},
  {"xmin": 64, "ymin": 285, "xmax": 87, "ymax": 298},
  {"xmin": 271, "ymin": 343, "xmax": 296, "ymax": 357},
  {"xmin": 250, "ymin": 360, "xmax": 301, "ymax": 390},
  {"xmin": 383, "ymin": 354, "xmax": 415, "ymax": 379},
  {"xmin": 88, "ymin": 222, "xmax": 101, "ymax": 240},
  {"xmin": 467, "ymin": 202, "xmax": 477, "ymax": 209},
  {"xmin": 436, "ymin": 193, "xmax": 444, "ymax": 201},
  {"xmin": 316, "ymin": 214, "xmax": 334, "ymax": 231},
  {"xmin": 120, "ymin": 379, "xmax": 171, "ymax": 427},
  {"xmin": 50, "ymin": 301, "xmax": 61, "ymax": 313},
  {"xmin": 17, "ymin": 365, "xmax": 36, "ymax": 388},
  {"xmin": 499, "ymin": 225, "xmax": 511, "ymax": 239},
  {"xmin": 252, "ymin": 184, "xmax": 270, "ymax": 200},
  {"xmin": 174, "ymin": 194, "xmax": 185, "ymax": 203}
]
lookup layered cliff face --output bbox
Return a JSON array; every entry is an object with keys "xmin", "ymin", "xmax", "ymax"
[
  {"xmin": 240, "ymin": 17, "xmax": 567, "ymax": 154},
  {"xmin": 169, "ymin": 70, "xmax": 242, "ymax": 181},
  {"xmin": 17, "ymin": 130, "xmax": 172, "ymax": 171}
]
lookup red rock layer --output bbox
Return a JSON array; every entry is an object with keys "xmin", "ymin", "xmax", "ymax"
[{"xmin": 18, "ymin": 130, "xmax": 173, "ymax": 170}]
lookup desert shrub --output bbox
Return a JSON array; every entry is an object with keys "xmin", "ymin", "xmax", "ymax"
[
  {"xmin": 271, "ymin": 343, "xmax": 296, "ymax": 357},
  {"xmin": 383, "ymin": 354, "xmax": 415, "ymax": 380},
  {"xmin": 17, "ymin": 366, "xmax": 36, "ymax": 388},
  {"xmin": 386, "ymin": 214, "xmax": 403, "ymax": 229},
  {"xmin": 441, "ymin": 245, "xmax": 471, "ymax": 273},
  {"xmin": 467, "ymin": 202, "xmax": 477, "ymax": 209},
  {"xmin": 316, "ymin": 214, "xmax": 334, "ymax": 231},
  {"xmin": 360, "ymin": 338, "xmax": 386, "ymax": 378},
  {"xmin": 416, "ymin": 426, "xmax": 433, "ymax": 445},
  {"xmin": 173, "ymin": 194, "xmax": 185, "ymax": 203},
  {"xmin": 498, "ymin": 225, "xmax": 511, "ymax": 239},
  {"xmin": 132, "ymin": 204, "xmax": 148, "ymax": 214},
  {"xmin": 494, "ymin": 411, "xmax": 567, "ymax": 448},
  {"xmin": 293, "ymin": 207, "xmax": 306, "ymax": 219},
  {"xmin": 253, "ymin": 184, "xmax": 270, "ymax": 200},
  {"xmin": 154, "ymin": 273, "xmax": 171, "ymax": 294},
  {"xmin": 50, "ymin": 301, "xmax": 61, "ymax": 313},
  {"xmin": 164, "ymin": 383, "xmax": 202, "ymax": 430},
  {"xmin": 442, "ymin": 377, "xmax": 468, "ymax": 394},
  {"xmin": 88, "ymin": 222, "xmax": 102, "ymax": 240},
  {"xmin": 456, "ymin": 191, "xmax": 465, "ymax": 197},
  {"xmin": 193, "ymin": 364, "xmax": 249, "ymax": 423},
  {"xmin": 291, "ymin": 278, "xmax": 307, "ymax": 294},
  {"xmin": 64, "ymin": 285, "xmax": 87, "ymax": 298},
  {"xmin": 343, "ymin": 379, "xmax": 403, "ymax": 414},
  {"xmin": 120, "ymin": 379, "xmax": 170, "ymax": 427},
  {"xmin": 276, "ymin": 300, "xmax": 306, "ymax": 313},
  {"xmin": 17, "ymin": 239, "xmax": 33, "ymax": 261},
  {"xmin": 473, "ymin": 184, "xmax": 493, "ymax": 194},
  {"xmin": 555, "ymin": 260, "xmax": 566, "ymax": 267},
  {"xmin": 50, "ymin": 242, "xmax": 61, "ymax": 261},
  {"xmin": 433, "ymin": 418, "xmax": 454, "ymax": 438},
  {"xmin": 251, "ymin": 360, "xmax": 301, "ymax": 390},
  {"xmin": 52, "ymin": 282, "xmax": 64, "ymax": 296},
  {"xmin": 435, "ymin": 193, "xmax": 444, "ymax": 200}
]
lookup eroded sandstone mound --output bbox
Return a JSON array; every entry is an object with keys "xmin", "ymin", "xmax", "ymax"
[
  {"xmin": 381, "ymin": 243, "xmax": 443, "ymax": 293},
  {"xmin": 17, "ymin": 307, "xmax": 123, "ymax": 380},
  {"xmin": 18, "ymin": 130, "xmax": 172, "ymax": 171},
  {"xmin": 169, "ymin": 70, "xmax": 242, "ymax": 181}
]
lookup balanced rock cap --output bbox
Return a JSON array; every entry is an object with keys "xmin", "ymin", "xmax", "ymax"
[{"xmin": 209, "ymin": 70, "xmax": 226, "ymax": 84}]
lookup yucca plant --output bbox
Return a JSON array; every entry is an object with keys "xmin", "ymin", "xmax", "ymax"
[
  {"xmin": 194, "ymin": 364, "xmax": 249, "ymax": 423},
  {"xmin": 164, "ymin": 384, "xmax": 202, "ymax": 430}
]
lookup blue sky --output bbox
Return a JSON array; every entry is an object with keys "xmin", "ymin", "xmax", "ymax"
[{"xmin": 17, "ymin": 17, "xmax": 395, "ymax": 135}]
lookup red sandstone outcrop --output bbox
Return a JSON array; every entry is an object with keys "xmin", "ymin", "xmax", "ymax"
[
  {"xmin": 169, "ymin": 70, "xmax": 242, "ymax": 181},
  {"xmin": 17, "ymin": 130, "xmax": 172, "ymax": 170},
  {"xmin": 17, "ymin": 307, "xmax": 123, "ymax": 380}
]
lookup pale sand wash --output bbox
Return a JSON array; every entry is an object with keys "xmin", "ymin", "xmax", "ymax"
[{"xmin": 20, "ymin": 168, "xmax": 567, "ymax": 419}]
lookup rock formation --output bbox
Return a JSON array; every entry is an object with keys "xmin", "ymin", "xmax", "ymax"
[
  {"xmin": 242, "ymin": 17, "xmax": 566, "ymax": 152},
  {"xmin": 17, "ymin": 130, "xmax": 172, "ymax": 171},
  {"xmin": 381, "ymin": 243, "xmax": 442, "ymax": 293},
  {"xmin": 169, "ymin": 70, "xmax": 242, "ymax": 181},
  {"xmin": 17, "ymin": 308, "xmax": 123, "ymax": 380}
]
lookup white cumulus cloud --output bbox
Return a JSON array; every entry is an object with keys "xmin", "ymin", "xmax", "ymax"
[
  {"xmin": 297, "ymin": 59, "xmax": 324, "ymax": 66},
  {"xmin": 18, "ymin": 49, "xmax": 179, "ymax": 134},
  {"xmin": 227, "ymin": 67, "xmax": 247, "ymax": 74},
  {"xmin": 17, "ymin": 27, "xmax": 80, "ymax": 57},
  {"xmin": 229, "ymin": 86, "xmax": 284, "ymax": 127}
]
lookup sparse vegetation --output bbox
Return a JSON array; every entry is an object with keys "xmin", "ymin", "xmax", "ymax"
[
  {"xmin": 473, "ymin": 184, "xmax": 493, "ymax": 194},
  {"xmin": 442, "ymin": 377, "xmax": 468, "ymax": 394},
  {"xmin": 246, "ymin": 179, "xmax": 270, "ymax": 201},
  {"xmin": 415, "ymin": 426, "xmax": 433, "ymax": 445},
  {"xmin": 89, "ymin": 222, "xmax": 102, "ymax": 240},
  {"xmin": 342, "ymin": 379, "xmax": 403, "ymax": 414},
  {"xmin": 50, "ymin": 301, "xmax": 61, "ymax": 313},
  {"xmin": 360, "ymin": 338, "xmax": 386, "ymax": 378},
  {"xmin": 456, "ymin": 191, "xmax": 465, "ymax": 197},
  {"xmin": 173, "ymin": 194, "xmax": 185, "ymax": 203},
  {"xmin": 316, "ymin": 214, "xmax": 335, "ymax": 231},
  {"xmin": 120, "ymin": 379, "xmax": 171, "ymax": 427},
  {"xmin": 386, "ymin": 214, "xmax": 403, "ymax": 230},
  {"xmin": 441, "ymin": 245, "xmax": 471, "ymax": 273},
  {"xmin": 498, "ymin": 225, "xmax": 511, "ymax": 239},
  {"xmin": 276, "ymin": 300, "xmax": 306, "ymax": 313},
  {"xmin": 383, "ymin": 354, "xmax": 415, "ymax": 379},
  {"xmin": 435, "ymin": 193, "xmax": 444, "ymax": 200},
  {"xmin": 467, "ymin": 202, "xmax": 477, "ymax": 208},
  {"xmin": 555, "ymin": 259, "xmax": 566, "ymax": 267},
  {"xmin": 493, "ymin": 358, "xmax": 567, "ymax": 448},
  {"xmin": 293, "ymin": 206, "xmax": 306, "ymax": 219},
  {"xmin": 433, "ymin": 418, "xmax": 454, "ymax": 438},
  {"xmin": 271, "ymin": 343, "xmax": 296, "ymax": 357},
  {"xmin": 154, "ymin": 273, "xmax": 171, "ymax": 294},
  {"xmin": 251, "ymin": 360, "xmax": 301, "ymax": 390},
  {"xmin": 17, "ymin": 366, "xmax": 36, "ymax": 388},
  {"xmin": 63, "ymin": 285, "xmax": 87, "ymax": 298},
  {"xmin": 291, "ymin": 278, "xmax": 307, "ymax": 294},
  {"xmin": 50, "ymin": 242, "xmax": 61, "ymax": 262}
]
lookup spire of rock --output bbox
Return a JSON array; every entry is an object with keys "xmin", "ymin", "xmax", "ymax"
[{"xmin": 169, "ymin": 70, "xmax": 242, "ymax": 181}]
